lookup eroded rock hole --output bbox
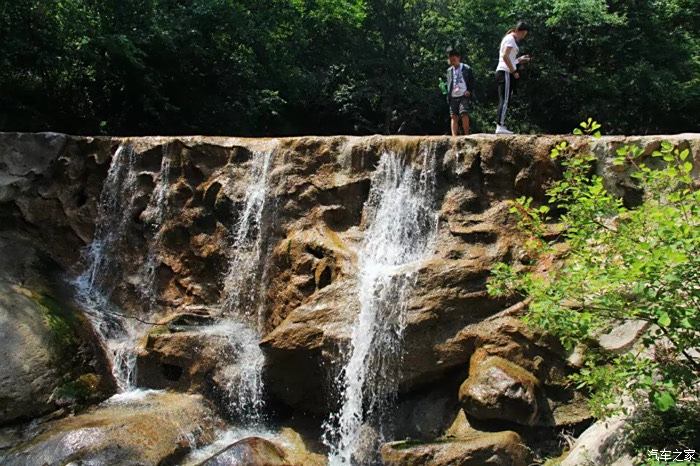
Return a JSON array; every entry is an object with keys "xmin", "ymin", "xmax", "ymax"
[{"xmin": 161, "ymin": 363, "xmax": 184, "ymax": 382}]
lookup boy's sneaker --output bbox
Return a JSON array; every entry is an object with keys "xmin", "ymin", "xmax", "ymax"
[{"xmin": 495, "ymin": 125, "xmax": 514, "ymax": 135}]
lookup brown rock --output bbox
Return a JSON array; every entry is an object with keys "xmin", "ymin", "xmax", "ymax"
[
  {"xmin": 199, "ymin": 437, "xmax": 288, "ymax": 466},
  {"xmin": 1, "ymin": 391, "xmax": 219, "ymax": 466},
  {"xmin": 380, "ymin": 431, "xmax": 530, "ymax": 466},
  {"xmin": 459, "ymin": 351, "xmax": 550, "ymax": 427}
]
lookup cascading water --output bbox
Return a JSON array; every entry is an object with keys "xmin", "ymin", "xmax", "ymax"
[
  {"xmin": 324, "ymin": 147, "xmax": 439, "ymax": 465},
  {"xmin": 138, "ymin": 146, "xmax": 173, "ymax": 308},
  {"xmin": 219, "ymin": 147, "xmax": 276, "ymax": 424},
  {"xmin": 74, "ymin": 144, "xmax": 143, "ymax": 391}
]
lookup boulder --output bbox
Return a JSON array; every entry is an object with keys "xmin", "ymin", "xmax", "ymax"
[
  {"xmin": 1, "ymin": 391, "xmax": 220, "ymax": 466},
  {"xmin": 380, "ymin": 431, "xmax": 530, "ymax": 466},
  {"xmin": 199, "ymin": 437, "xmax": 288, "ymax": 466},
  {"xmin": 560, "ymin": 412, "xmax": 635, "ymax": 466},
  {"xmin": 193, "ymin": 427, "xmax": 327, "ymax": 466},
  {"xmin": 597, "ymin": 320, "xmax": 649, "ymax": 354},
  {"xmin": 136, "ymin": 315, "xmax": 268, "ymax": 420},
  {"xmin": 459, "ymin": 351, "xmax": 550, "ymax": 427},
  {"xmin": 0, "ymin": 233, "xmax": 114, "ymax": 424},
  {"xmin": 135, "ymin": 312, "xmax": 227, "ymax": 392}
]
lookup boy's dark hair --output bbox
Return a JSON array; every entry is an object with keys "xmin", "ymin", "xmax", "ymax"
[
  {"xmin": 447, "ymin": 48, "xmax": 461, "ymax": 58},
  {"xmin": 515, "ymin": 21, "xmax": 529, "ymax": 31}
]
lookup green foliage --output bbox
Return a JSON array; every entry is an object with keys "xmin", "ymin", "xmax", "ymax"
[
  {"xmin": 630, "ymin": 401, "xmax": 700, "ymax": 461},
  {"xmin": 54, "ymin": 373, "xmax": 102, "ymax": 404},
  {"xmin": 1, "ymin": 1, "xmax": 698, "ymax": 135},
  {"xmin": 488, "ymin": 120, "xmax": 700, "ymax": 429}
]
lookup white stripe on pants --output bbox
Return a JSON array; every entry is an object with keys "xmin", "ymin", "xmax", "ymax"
[{"xmin": 500, "ymin": 72, "xmax": 510, "ymax": 126}]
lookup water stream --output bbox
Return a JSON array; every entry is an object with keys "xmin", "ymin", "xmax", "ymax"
[
  {"xmin": 74, "ymin": 145, "xmax": 143, "ymax": 391},
  {"xmin": 138, "ymin": 145, "xmax": 173, "ymax": 308},
  {"xmin": 219, "ymin": 147, "xmax": 276, "ymax": 425},
  {"xmin": 324, "ymin": 147, "xmax": 439, "ymax": 465}
]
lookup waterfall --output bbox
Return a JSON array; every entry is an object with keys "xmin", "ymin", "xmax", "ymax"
[
  {"xmin": 138, "ymin": 147, "xmax": 173, "ymax": 308},
  {"xmin": 324, "ymin": 147, "xmax": 438, "ymax": 465},
  {"xmin": 74, "ymin": 144, "xmax": 143, "ymax": 392},
  {"xmin": 220, "ymin": 147, "xmax": 276, "ymax": 424}
]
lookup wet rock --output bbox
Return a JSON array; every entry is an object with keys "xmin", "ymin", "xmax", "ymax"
[
  {"xmin": 135, "ymin": 313, "xmax": 226, "ymax": 391},
  {"xmin": 136, "ymin": 316, "xmax": 260, "ymax": 417},
  {"xmin": 0, "ymin": 233, "xmax": 113, "ymax": 424},
  {"xmin": 380, "ymin": 431, "xmax": 531, "ymax": 466},
  {"xmin": 1, "ymin": 391, "xmax": 219, "ymax": 466},
  {"xmin": 199, "ymin": 437, "xmax": 288, "ymax": 465},
  {"xmin": 459, "ymin": 351, "xmax": 550, "ymax": 427}
]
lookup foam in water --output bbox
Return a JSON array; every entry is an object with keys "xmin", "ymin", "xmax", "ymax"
[
  {"xmin": 324, "ymin": 147, "xmax": 438, "ymax": 465},
  {"xmin": 74, "ymin": 144, "xmax": 143, "ymax": 392},
  {"xmin": 220, "ymin": 147, "xmax": 276, "ymax": 425}
]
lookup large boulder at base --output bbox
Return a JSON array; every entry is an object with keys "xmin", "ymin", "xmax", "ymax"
[
  {"xmin": 380, "ymin": 431, "xmax": 531, "ymax": 466},
  {"xmin": 459, "ymin": 350, "xmax": 551, "ymax": 427},
  {"xmin": 190, "ymin": 427, "xmax": 326, "ymax": 466},
  {"xmin": 1, "ymin": 391, "xmax": 220, "ymax": 466},
  {"xmin": 199, "ymin": 437, "xmax": 288, "ymax": 466},
  {"xmin": 0, "ymin": 233, "xmax": 114, "ymax": 424}
]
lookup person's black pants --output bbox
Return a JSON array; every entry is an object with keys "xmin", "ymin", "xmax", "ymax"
[{"xmin": 496, "ymin": 70, "xmax": 517, "ymax": 126}]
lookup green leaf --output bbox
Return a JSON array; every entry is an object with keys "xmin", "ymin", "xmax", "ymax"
[
  {"xmin": 652, "ymin": 391, "xmax": 676, "ymax": 412},
  {"xmin": 657, "ymin": 312, "xmax": 671, "ymax": 327}
]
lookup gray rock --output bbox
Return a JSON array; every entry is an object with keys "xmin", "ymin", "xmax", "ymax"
[
  {"xmin": 560, "ymin": 410, "xmax": 634, "ymax": 466},
  {"xmin": 597, "ymin": 320, "xmax": 649, "ymax": 354}
]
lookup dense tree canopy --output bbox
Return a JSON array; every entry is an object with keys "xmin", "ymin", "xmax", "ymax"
[{"xmin": 1, "ymin": 0, "xmax": 698, "ymax": 136}]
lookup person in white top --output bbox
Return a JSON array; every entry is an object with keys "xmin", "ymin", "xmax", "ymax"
[{"xmin": 495, "ymin": 21, "xmax": 531, "ymax": 134}]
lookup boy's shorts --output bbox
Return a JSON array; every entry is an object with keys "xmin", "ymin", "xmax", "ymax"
[{"xmin": 449, "ymin": 95, "xmax": 470, "ymax": 116}]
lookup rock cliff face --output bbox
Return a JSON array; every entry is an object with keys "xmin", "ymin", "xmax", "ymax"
[{"xmin": 1, "ymin": 132, "xmax": 698, "ymax": 465}]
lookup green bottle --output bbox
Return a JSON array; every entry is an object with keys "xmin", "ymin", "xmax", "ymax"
[{"xmin": 439, "ymin": 78, "xmax": 447, "ymax": 95}]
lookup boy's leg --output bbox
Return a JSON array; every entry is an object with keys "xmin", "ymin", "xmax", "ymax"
[
  {"xmin": 461, "ymin": 113, "xmax": 470, "ymax": 135},
  {"xmin": 450, "ymin": 115, "xmax": 459, "ymax": 137},
  {"xmin": 459, "ymin": 96, "xmax": 470, "ymax": 135}
]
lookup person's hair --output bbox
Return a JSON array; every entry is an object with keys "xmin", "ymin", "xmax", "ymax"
[
  {"xmin": 447, "ymin": 48, "xmax": 461, "ymax": 58},
  {"xmin": 506, "ymin": 21, "xmax": 529, "ymax": 35}
]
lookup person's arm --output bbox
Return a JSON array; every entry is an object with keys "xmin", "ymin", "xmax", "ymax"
[
  {"xmin": 503, "ymin": 46, "xmax": 519, "ymax": 78},
  {"xmin": 465, "ymin": 67, "xmax": 475, "ymax": 99}
]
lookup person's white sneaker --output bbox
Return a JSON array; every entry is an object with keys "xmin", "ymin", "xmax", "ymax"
[{"xmin": 495, "ymin": 125, "xmax": 514, "ymax": 134}]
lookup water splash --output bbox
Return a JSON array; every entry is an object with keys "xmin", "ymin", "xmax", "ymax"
[
  {"xmin": 138, "ymin": 147, "xmax": 173, "ymax": 308},
  {"xmin": 220, "ymin": 147, "xmax": 276, "ymax": 425},
  {"xmin": 74, "ymin": 144, "xmax": 143, "ymax": 392},
  {"xmin": 324, "ymin": 147, "xmax": 438, "ymax": 465},
  {"xmin": 200, "ymin": 320, "xmax": 266, "ymax": 422}
]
